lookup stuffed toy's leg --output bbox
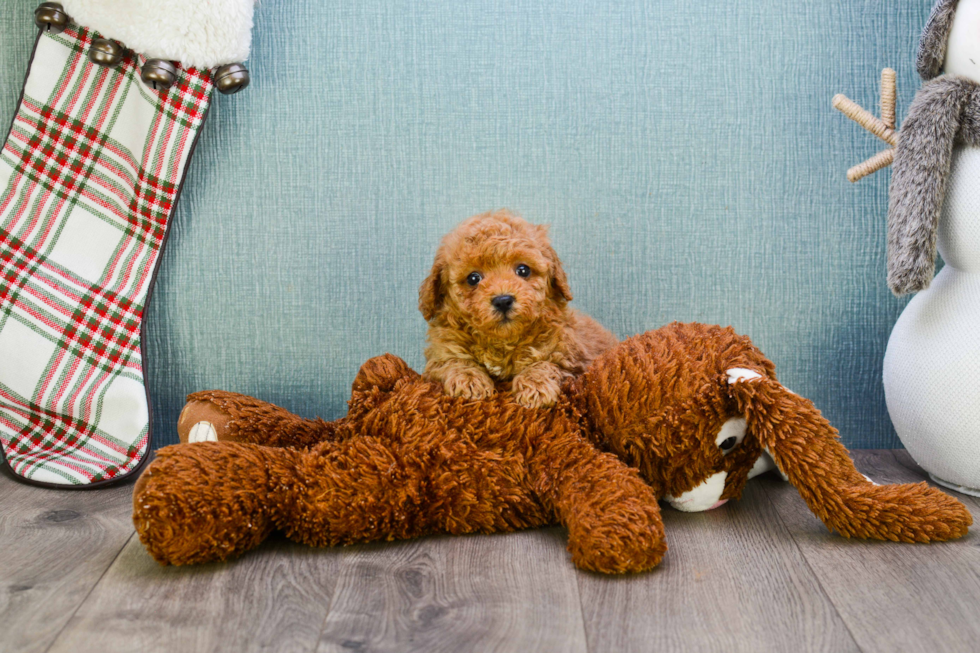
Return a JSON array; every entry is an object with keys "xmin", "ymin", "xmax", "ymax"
[
  {"xmin": 729, "ymin": 375, "xmax": 972, "ymax": 543},
  {"xmin": 529, "ymin": 426, "xmax": 666, "ymax": 574},
  {"xmin": 176, "ymin": 355, "xmax": 419, "ymax": 447},
  {"xmin": 134, "ymin": 442, "xmax": 294, "ymax": 565},
  {"xmin": 177, "ymin": 391, "xmax": 341, "ymax": 448},
  {"xmin": 136, "ymin": 422, "xmax": 549, "ymax": 566}
]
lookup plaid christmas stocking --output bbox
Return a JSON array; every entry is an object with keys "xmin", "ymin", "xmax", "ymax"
[{"xmin": 0, "ymin": 2, "xmax": 253, "ymax": 487}]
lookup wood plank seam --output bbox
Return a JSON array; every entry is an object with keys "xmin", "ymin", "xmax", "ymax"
[
  {"xmin": 572, "ymin": 565, "xmax": 592, "ymax": 653},
  {"xmin": 756, "ymin": 476, "xmax": 866, "ymax": 652},
  {"xmin": 312, "ymin": 560, "xmax": 343, "ymax": 653},
  {"xmin": 755, "ymin": 450, "xmax": 980, "ymax": 653},
  {"xmin": 41, "ymin": 531, "xmax": 136, "ymax": 653}
]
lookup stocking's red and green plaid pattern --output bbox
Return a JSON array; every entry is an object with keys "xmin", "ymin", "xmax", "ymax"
[{"xmin": 0, "ymin": 25, "xmax": 212, "ymax": 485}]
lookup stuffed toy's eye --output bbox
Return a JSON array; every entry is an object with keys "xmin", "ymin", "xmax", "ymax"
[
  {"xmin": 515, "ymin": 264, "xmax": 531, "ymax": 278},
  {"xmin": 466, "ymin": 272, "xmax": 482, "ymax": 286},
  {"xmin": 715, "ymin": 417, "xmax": 747, "ymax": 455}
]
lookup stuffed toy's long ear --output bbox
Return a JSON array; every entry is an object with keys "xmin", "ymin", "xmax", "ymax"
[{"xmin": 729, "ymin": 376, "xmax": 972, "ymax": 543}]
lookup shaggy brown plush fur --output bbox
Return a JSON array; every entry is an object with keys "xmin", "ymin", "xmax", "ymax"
[
  {"xmin": 574, "ymin": 326, "xmax": 970, "ymax": 542},
  {"xmin": 139, "ymin": 324, "xmax": 971, "ymax": 572},
  {"xmin": 151, "ymin": 356, "xmax": 666, "ymax": 573},
  {"xmin": 419, "ymin": 210, "xmax": 617, "ymax": 408}
]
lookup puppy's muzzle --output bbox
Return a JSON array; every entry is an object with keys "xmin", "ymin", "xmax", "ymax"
[{"xmin": 491, "ymin": 294, "xmax": 515, "ymax": 316}]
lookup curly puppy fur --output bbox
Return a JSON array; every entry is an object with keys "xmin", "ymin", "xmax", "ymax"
[{"xmin": 419, "ymin": 210, "xmax": 618, "ymax": 408}]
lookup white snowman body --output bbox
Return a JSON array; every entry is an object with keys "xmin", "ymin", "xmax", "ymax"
[{"xmin": 884, "ymin": 0, "xmax": 980, "ymax": 495}]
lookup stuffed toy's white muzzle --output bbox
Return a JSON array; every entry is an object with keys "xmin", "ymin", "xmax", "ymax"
[{"xmin": 664, "ymin": 411, "xmax": 784, "ymax": 513}]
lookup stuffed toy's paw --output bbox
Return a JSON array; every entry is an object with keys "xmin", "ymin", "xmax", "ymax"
[
  {"xmin": 564, "ymin": 488, "xmax": 666, "ymax": 574},
  {"xmin": 177, "ymin": 397, "xmax": 235, "ymax": 443},
  {"xmin": 134, "ymin": 442, "xmax": 293, "ymax": 565}
]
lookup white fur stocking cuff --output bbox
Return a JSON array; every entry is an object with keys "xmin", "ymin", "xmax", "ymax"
[{"xmin": 59, "ymin": 0, "xmax": 255, "ymax": 69}]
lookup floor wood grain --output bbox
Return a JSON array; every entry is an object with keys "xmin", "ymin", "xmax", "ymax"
[
  {"xmin": 577, "ymin": 482, "xmax": 860, "ymax": 653},
  {"xmin": 48, "ymin": 535, "xmax": 340, "ymax": 653},
  {"xmin": 2, "ymin": 451, "xmax": 978, "ymax": 653},
  {"xmin": 0, "ymin": 470, "xmax": 135, "ymax": 653},
  {"xmin": 760, "ymin": 450, "xmax": 980, "ymax": 653},
  {"xmin": 316, "ymin": 528, "xmax": 588, "ymax": 653}
]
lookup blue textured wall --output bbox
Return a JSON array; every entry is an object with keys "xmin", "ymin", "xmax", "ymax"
[{"xmin": 0, "ymin": 1, "xmax": 932, "ymax": 448}]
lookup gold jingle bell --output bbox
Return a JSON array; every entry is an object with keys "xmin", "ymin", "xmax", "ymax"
[
  {"xmin": 34, "ymin": 2, "xmax": 70, "ymax": 34},
  {"xmin": 141, "ymin": 59, "xmax": 178, "ymax": 91},
  {"xmin": 213, "ymin": 63, "xmax": 250, "ymax": 95},
  {"xmin": 89, "ymin": 38, "xmax": 126, "ymax": 67}
]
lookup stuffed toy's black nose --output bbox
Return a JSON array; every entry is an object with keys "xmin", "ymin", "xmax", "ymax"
[{"xmin": 491, "ymin": 295, "xmax": 515, "ymax": 313}]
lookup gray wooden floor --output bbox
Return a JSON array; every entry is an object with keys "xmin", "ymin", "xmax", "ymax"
[{"xmin": 2, "ymin": 450, "xmax": 979, "ymax": 653}]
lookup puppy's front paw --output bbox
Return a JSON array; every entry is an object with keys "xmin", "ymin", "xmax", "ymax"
[
  {"xmin": 444, "ymin": 369, "xmax": 496, "ymax": 401},
  {"xmin": 511, "ymin": 373, "xmax": 561, "ymax": 409}
]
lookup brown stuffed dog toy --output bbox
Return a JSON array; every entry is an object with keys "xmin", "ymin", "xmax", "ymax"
[{"xmin": 134, "ymin": 323, "xmax": 971, "ymax": 573}]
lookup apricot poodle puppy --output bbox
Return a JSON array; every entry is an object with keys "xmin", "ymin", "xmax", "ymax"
[{"xmin": 419, "ymin": 209, "xmax": 618, "ymax": 408}]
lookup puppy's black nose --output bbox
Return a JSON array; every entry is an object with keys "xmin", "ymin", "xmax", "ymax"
[{"xmin": 491, "ymin": 295, "xmax": 515, "ymax": 314}]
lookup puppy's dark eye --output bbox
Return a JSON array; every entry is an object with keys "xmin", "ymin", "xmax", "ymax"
[
  {"xmin": 719, "ymin": 436, "xmax": 738, "ymax": 451},
  {"xmin": 515, "ymin": 264, "xmax": 531, "ymax": 278},
  {"xmin": 466, "ymin": 272, "xmax": 482, "ymax": 286}
]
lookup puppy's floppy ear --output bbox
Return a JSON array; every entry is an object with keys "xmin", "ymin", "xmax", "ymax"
[
  {"xmin": 729, "ymin": 375, "xmax": 971, "ymax": 543},
  {"xmin": 537, "ymin": 226, "xmax": 573, "ymax": 303},
  {"xmin": 418, "ymin": 259, "xmax": 444, "ymax": 322}
]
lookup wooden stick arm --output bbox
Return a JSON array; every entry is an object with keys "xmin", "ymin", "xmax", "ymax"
[
  {"xmin": 881, "ymin": 68, "xmax": 897, "ymax": 129},
  {"xmin": 833, "ymin": 68, "xmax": 899, "ymax": 182},
  {"xmin": 848, "ymin": 148, "xmax": 895, "ymax": 183},
  {"xmin": 833, "ymin": 94, "xmax": 898, "ymax": 147}
]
